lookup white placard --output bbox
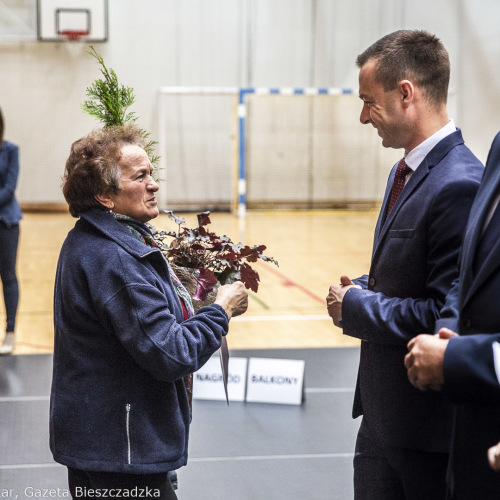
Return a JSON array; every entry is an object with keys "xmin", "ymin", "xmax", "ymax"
[
  {"xmin": 245, "ymin": 357, "xmax": 305, "ymax": 405},
  {"xmin": 193, "ymin": 356, "xmax": 248, "ymax": 402}
]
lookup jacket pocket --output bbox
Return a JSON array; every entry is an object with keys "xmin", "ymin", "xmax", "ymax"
[
  {"xmin": 125, "ymin": 404, "xmax": 132, "ymax": 464},
  {"xmin": 388, "ymin": 229, "xmax": 415, "ymax": 239}
]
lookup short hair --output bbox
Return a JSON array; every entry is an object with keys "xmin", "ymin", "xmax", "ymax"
[
  {"xmin": 356, "ymin": 30, "xmax": 450, "ymax": 107},
  {"xmin": 63, "ymin": 124, "xmax": 145, "ymax": 217}
]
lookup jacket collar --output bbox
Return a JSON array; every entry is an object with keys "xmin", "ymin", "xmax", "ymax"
[
  {"xmin": 79, "ymin": 208, "xmax": 161, "ymax": 259},
  {"xmin": 372, "ymin": 129, "xmax": 465, "ymax": 258}
]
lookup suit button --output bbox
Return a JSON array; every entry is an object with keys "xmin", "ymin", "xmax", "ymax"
[
  {"xmin": 369, "ymin": 277, "xmax": 376, "ymax": 287},
  {"xmin": 462, "ymin": 318, "xmax": 472, "ymax": 330}
]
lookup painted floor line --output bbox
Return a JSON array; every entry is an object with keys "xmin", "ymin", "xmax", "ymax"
[
  {"xmin": 232, "ymin": 314, "xmax": 331, "ymax": 322},
  {"xmin": 0, "ymin": 454, "xmax": 354, "ymax": 470},
  {"xmin": 257, "ymin": 261, "xmax": 326, "ymax": 305},
  {"xmin": 0, "ymin": 396, "xmax": 50, "ymax": 402},
  {"xmin": 305, "ymin": 388, "xmax": 354, "ymax": 393},
  {"xmin": 190, "ymin": 452, "xmax": 354, "ymax": 463},
  {"xmin": 0, "ymin": 463, "xmax": 62, "ymax": 470},
  {"xmin": 0, "ymin": 388, "xmax": 352, "ymax": 402}
]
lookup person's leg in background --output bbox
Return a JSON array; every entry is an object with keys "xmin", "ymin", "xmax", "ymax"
[{"xmin": 0, "ymin": 222, "xmax": 19, "ymax": 355}]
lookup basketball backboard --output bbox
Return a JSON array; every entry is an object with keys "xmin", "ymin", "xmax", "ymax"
[{"xmin": 37, "ymin": 0, "xmax": 108, "ymax": 42}]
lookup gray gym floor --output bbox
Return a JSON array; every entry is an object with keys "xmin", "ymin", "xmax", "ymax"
[{"xmin": 0, "ymin": 347, "xmax": 360, "ymax": 499}]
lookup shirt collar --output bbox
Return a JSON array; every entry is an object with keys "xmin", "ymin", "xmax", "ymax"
[{"xmin": 404, "ymin": 119, "xmax": 456, "ymax": 172}]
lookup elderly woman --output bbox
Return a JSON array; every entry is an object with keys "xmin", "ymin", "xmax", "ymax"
[{"xmin": 50, "ymin": 124, "xmax": 248, "ymax": 499}]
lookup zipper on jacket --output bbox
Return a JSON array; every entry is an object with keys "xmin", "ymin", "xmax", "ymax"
[{"xmin": 125, "ymin": 404, "xmax": 131, "ymax": 465}]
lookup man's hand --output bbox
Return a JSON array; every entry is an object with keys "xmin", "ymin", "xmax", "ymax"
[
  {"xmin": 437, "ymin": 327, "xmax": 459, "ymax": 340},
  {"xmin": 404, "ymin": 330, "xmax": 457, "ymax": 391},
  {"xmin": 326, "ymin": 275, "xmax": 360, "ymax": 328},
  {"xmin": 488, "ymin": 442, "xmax": 500, "ymax": 472}
]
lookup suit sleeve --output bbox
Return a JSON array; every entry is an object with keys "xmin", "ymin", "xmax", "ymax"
[
  {"xmin": 342, "ymin": 177, "xmax": 479, "ymax": 345},
  {"xmin": 0, "ymin": 144, "xmax": 19, "ymax": 209},
  {"xmin": 443, "ymin": 334, "xmax": 500, "ymax": 404},
  {"xmin": 353, "ymin": 274, "xmax": 369, "ymax": 289},
  {"xmin": 96, "ymin": 251, "xmax": 229, "ymax": 382},
  {"xmin": 103, "ymin": 282, "xmax": 229, "ymax": 382},
  {"xmin": 434, "ymin": 277, "xmax": 460, "ymax": 333}
]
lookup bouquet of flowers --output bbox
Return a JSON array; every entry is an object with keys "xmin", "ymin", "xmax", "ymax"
[{"xmin": 155, "ymin": 211, "xmax": 279, "ymax": 303}]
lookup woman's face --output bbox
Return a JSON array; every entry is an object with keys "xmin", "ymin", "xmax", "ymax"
[{"xmin": 106, "ymin": 144, "xmax": 160, "ymax": 222}]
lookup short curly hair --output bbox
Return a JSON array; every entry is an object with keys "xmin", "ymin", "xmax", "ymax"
[{"xmin": 63, "ymin": 124, "xmax": 145, "ymax": 217}]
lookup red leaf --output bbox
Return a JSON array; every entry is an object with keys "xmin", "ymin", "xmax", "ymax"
[
  {"xmin": 197, "ymin": 211, "xmax": 211, "ymax": 227},
  {"xmin": 193, "ymin": 268, "xmax": 218, "ymax": 301},
  {"xmin": 244, "ymin": 249, "xmax": 261, "ymax": 263},
  {"xmin": 240, "ymin": 263, "xmax": 260, "ymax": 293}
]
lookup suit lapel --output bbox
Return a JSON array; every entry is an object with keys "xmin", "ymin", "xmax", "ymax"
[
  {"xmin": 372, "ymin": 165, "xmax": 396, "ymax": 255},
  {"xmin": 462, "ymin": 165, "xmax": 500, "ymax": 306},
  {"xmin": 384, "ymin": 159, "xmax": 430, "ymax": 228},
  {"xmin": 371, "ymin": 130, "xmax": 465, "ymax": 264},
  {"xmin": 371, "ymin": 159, "xmax": 430, "ymax": 261}
]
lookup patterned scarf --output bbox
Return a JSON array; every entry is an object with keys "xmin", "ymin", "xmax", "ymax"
[
  {"xmin": 113, "ymin": 213, "xmax": 195, "ymax": 415},
  {"xmin": 113, "ymin": 213, "xmax": 195, "ymax": 315}
]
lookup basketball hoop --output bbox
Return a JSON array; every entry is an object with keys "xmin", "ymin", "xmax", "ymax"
[{"xmin": 60, "ymin": 30, "xmax": 89, "ymax": 42}]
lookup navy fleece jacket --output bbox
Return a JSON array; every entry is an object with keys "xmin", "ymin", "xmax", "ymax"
[{"xmin": 50, "ymin": 209, "xmax": 229, "ymax": 473}]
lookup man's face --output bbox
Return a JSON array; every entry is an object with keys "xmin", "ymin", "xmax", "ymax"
[{"xmin": 358, "ymin": 59, "xmax": 405, "ymax": 150}]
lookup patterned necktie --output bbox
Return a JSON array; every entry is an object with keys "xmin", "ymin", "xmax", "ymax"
[{"xmin": 387, "ymin": 158, "xmax": 411, "ymax": 215}]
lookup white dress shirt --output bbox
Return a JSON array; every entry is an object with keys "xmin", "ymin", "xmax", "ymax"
[{"xmin": 402, "ymin": 119, "xmax": 457, "ymax": 182}]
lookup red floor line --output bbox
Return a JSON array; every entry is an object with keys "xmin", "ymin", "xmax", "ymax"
[
  {"xmin": 257, "ymin": 261, "xmax": 326, "ymax": 305},
  {"xmin": 14, "ymin": 266, "xmax": 326, "ymax": 353}
]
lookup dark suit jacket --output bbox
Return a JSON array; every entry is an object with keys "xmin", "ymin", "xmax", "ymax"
[
  {"xmin": 342, "ymin": 129, "xmax": 483, "ymax": 452},
  {"xmin": 435, "ymin": 131, "xmax": 500, "ymax": 498}
]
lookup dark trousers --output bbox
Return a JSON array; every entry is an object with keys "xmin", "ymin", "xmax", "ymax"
[
  {"xmin": 354, "ymin": 418, "xmax": 448, "ymax": 500},
  {"xmin": 0, "ymin": 221, "xmax": 19, "ymax": 332},
  {"xmin": 67, "ymin": 467, "xmax": 178, "ymax": 500}
]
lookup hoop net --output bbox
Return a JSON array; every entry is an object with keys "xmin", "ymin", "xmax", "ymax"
[{"xmin": 60, "ymin": 30, "xmax": 89, "ymax": 42}]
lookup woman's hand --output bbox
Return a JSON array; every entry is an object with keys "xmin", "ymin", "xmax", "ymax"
[{"xmin": 214, "ymin": 282, "xmax": 248, "ymax": 319}]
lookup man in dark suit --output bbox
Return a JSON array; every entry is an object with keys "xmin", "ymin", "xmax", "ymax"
[
  {"xmin": 326, "ymin": 30, "xmax": 484, "ymax": 499},
  {"xmin": 405, "ymin": 131, "xmax": 500, "ymax": 499}
]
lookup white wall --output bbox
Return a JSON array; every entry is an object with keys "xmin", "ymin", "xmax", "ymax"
[{"xmin": 0, "ymin": 0, "xmax": 499, "ymax": 206}]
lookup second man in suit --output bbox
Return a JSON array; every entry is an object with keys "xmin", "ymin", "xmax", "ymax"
[
  {"xmin": 326, "ymin": 30, "xmax": 484, "ymax": 499},
  {"xmin": 405, "ymin": 131, "xmax": 500, "ymax": 499}
]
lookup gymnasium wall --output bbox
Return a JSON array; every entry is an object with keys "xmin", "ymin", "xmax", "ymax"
[{"xmin": 0, "ymin": 0, "xmax": 498, "ymax": 207}]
